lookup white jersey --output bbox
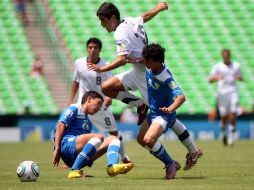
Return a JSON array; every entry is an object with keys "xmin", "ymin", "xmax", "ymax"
[
  {"xmin": 209, "ymin": 62, "xmax": 242, "ymax": 95},
  {"xmin": 114, "ymin": 16, "xmax": 147, "ymax": 74},
  {"xmin": 73, "ymin": 57, "xmax": 111, "ymax": 103}
]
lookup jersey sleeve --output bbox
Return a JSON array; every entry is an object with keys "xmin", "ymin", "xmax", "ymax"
[
  {"xmin": 165, "ymin": 78, "xmax": 183, "ymax": 98},
  {"xmin": 235, "ymin": 63, "xmax": 243, "ymax": 77},
  {"xmin": 73, "ymin": 61, "xmax": 80, "ymax": 83},
  {"xmin": 114, "ymin": 30, "xmax": 130, "ymax": 56},
  {"xmin": 157, "ymin": 68, "xmax": 183, "ymax": 98},
  {"xmin": 209, "ymin": 64, "xmax": 218, "ymax": 78},
  {"xmin": 59, "ymin": 106, "xmax": 78, "ymax": 126}
]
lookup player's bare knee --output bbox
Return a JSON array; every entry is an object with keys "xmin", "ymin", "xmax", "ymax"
[{"xmin": 143, "ymin": 136, "xmax": 155, "ymax": 147}]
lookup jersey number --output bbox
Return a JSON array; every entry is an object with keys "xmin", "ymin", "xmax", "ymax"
[
  {"xmin": 96, "ymin": 76, "xmax": 102, "ymax": 85},
  {"xmin": 134, "ymin": 25, "xmax": 148, "ymax": 45},
  {"xmin": 105, "ymin": 117, "xmax": 111, "ymax": 126}
]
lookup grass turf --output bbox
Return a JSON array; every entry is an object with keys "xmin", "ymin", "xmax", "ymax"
[{"xmin": 0, "ymin": 140, "xmax": 254, "ymax": 190}]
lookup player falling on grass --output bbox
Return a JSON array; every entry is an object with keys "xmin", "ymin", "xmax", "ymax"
[
  {"xmin": 209, "ymin": 49, "xmax": 243, "ymax": 146},
  {"xmin": 52, "ymin": 91, "xmax": 133, "ymax": 178},
  {"xmin": 88, "ymin": 2, "xmax": 201, "ymax": 170},
  {"xmin": 137, "ymin": 44, "xmax": 203, "ymax": 179},
  {"xmin": 68, "ymin": 37, "xmax": 131, "ymax": 163}
]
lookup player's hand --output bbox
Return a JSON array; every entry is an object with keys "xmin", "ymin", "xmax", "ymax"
[
  {"xmin": 105, "ymin": 97, "xmax": 112, "ymax": 107},
  {"xmin": 52, "ymin": 148, "xmax": 61, "ymax": 167},
  {"xmin": 87, "ymin": 63, "xmax": 102, "ymax": 73},
  {"xmin": 159, "ymin": 107, "xmax": 173, "ymax": 114},
  {"xmin": 156, "ymin": 2, "xmax": 169, "ymax": 11}
]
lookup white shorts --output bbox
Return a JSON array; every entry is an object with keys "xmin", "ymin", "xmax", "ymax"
[
  {"xmin": 115, "ymin": 69, "xmax": 148, "ymax": 104},
  {"xmin": 218, "ymin": 92, "xmax": 239, "ymax": 117},
  {"xmin": 88, "ymin": 104, "xmax": 117, "ymax": 132}
]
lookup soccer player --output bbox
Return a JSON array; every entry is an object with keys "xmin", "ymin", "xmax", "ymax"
[
  {"xmin": 89, "ymin": 1, "xmax": 201, "ymax": 171},
  {"xmin": 138, "ymin": 44, "xmax": 202, "ymax": 178},
  {"xmin": 209, "ymin": 49, "xmax": 243, "ymax": 146},
  {"xmin": 88, "ymin": 2, "xmax": 169, "ymax": 125},
  {"xmin": 52, "ymin": 91, "xmax": 133, "ymax": 178},
  {"xmin": 68, "ymin": 37, "xmax": 131, "ymax": 163}
]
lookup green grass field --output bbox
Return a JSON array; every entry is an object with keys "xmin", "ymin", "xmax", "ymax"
[{"xmin": 0, "ymin": 141, "xmax": 254, "ymax": 190}]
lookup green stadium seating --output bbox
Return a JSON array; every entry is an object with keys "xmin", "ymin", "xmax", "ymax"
[
  {"xmin": 49, "ymin": 0, "xmax": 254, "ymax": 114},
  {"xmin": 0, "ymin": 0, "xmax": 58, "ymax": 114}
]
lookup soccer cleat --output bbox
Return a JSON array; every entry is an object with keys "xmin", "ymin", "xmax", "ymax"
[
  {"xmin": 164, "ymin": 160, "xmax": 181, "ymax": 180},
  {"xmin": 184, "ymin": 147, "xmax": 203, "ymax": 171},
  {"xmin": 107, "ymin": 163, "xmax": 134, "ymax": 177},
  {"xmin": 137, "ymin": 104, "xmax": 149, "ymax": 125},
  {"xmin": 68, "ymin": 170, "xmax": 84, "ymax": 178}
]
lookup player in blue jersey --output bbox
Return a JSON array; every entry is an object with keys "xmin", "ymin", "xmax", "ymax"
[
  {"xmin": 52, "ymin": 91, "xmax": 133, "ymax": 178},
  {"xmin": 136, "ymin": 44, "xmax": 203, "ymax": 179}
]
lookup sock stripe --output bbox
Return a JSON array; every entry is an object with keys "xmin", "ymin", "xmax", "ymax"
[{"xmin": 178, "ymin": 130, "xmax": 190, "ymax": 141}]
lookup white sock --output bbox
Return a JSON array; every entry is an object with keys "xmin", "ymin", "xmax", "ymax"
[
  {"xmin": 228, "ymin": 125, "xmax": 236, "ymax": 144},
  {"xmin": 171, "ymin": 119, "xmax": 197, "ymax": 153},
  {"xmin": 117, "ymin": 135, "xmax": 129, "ymax": 161},
  {"xmin": 116, "ymin": 91, "xmax": 144, "ymax": 107}
]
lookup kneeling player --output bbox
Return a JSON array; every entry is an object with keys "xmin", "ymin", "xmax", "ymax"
[
  {"xmin": 52, "ymin": 91, "xmax": 133, "ymax": 178},
  {"xmin": 136, "ymin": 44, "xmax": 202, "ymax": 179}
]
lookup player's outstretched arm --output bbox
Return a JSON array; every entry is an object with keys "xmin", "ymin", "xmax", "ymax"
[
  {"xmin": 68, "ymin": 81, "xmax": 79, "ymax": 105},
  {"xmin": 159, "ymin": 94, "xmax": 186, "ymax": 114},
  {"xmin": 87, "ymin": 55, "xmax": 127, "ymax": 73},
  {"xmin": 52, "ymin": 122, "xmax": 66, "ymax": 167},
  {"xmin": 141, "ymin": 2, "xmax": 168, "ymax": 23}
]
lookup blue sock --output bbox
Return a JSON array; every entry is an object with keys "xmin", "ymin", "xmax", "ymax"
[
  {"xmin": 149, "ymin": 142, "xmax": 173, "ymax": 166},
  {"xmin": 71, "ymin": 137, "xmax": 101, "ymax": 170},
  {"xmin": 107, "ymin": 139, "xmax": 120, "ymax": 166}
]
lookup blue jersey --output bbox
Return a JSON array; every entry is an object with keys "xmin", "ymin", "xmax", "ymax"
[
  {"xmin": 146, "ymin": 65, "xmax": 183, "ymax": 117},
  {"xmin": 54, "ymin": 104, "xmax": 92, "ymax": 140}
]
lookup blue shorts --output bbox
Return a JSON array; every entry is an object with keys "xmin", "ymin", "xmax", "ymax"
[
  {"xmin": 60, "ymin": 136, "xmax": 78, "ymax": 167},
  {"xmin": 147, "ymin": 113, "xmax": 176, "ymax": 133}
]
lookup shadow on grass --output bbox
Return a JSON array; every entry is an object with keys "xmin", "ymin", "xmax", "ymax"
[{"xmin": 129, "ymin": 176, "xmax": 207, "ymax": 180}]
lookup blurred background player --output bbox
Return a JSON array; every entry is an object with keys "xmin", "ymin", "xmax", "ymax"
[
  {"xmin": 68, "ymin": 37, "xmax": 131, "ymax": 163},
  {"xmin": 88, "ymin": 2, "xmax": 169, "ymax": 125},
  {"xmin": 52, "ymin": 91, "xmax": 133, "ymax": 178},
  {"xmin": 138, "ymin": 44, "xmax": 202, "ymax": 178},
  {"xmin": 209, "ymin": 49, "xmax": 243, "ymax": 146}
]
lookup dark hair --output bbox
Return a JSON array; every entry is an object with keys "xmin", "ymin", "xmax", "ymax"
[
  {"xmin": 97, "ymin": 2, "xmax": 120, "ymax": 20},
  {"xmin": 86, "ymin": 37, "xmax": 102, "ymax": 50},
  {"xmin": 142, "ymin": 43, "xmax": 165, "ymax": 63},
  {"xmin": 221, "ymin": 48, "xmax": 231, "ymax": 55},
  {"xmin": 81, "ymin": 91, "xmax": 104, "ymax": 105}
]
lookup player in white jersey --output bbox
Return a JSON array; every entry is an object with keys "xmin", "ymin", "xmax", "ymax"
[
  {"xmin": 209, "ymin": 49, "xmax": 243, "ymax": 146},
  {"xmin": 68, "ymin": 37, "xmax": 131, "ymax": 163},
  {"xmin": 88, "ymin": 2, "xmax": 168, "ymax": 125}
]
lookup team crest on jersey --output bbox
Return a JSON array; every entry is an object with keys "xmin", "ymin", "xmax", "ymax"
[
  {"xmin": 169, "ymin": 81, "xmax": 177, "ymax": 90},
  {"xmin": 148, "ymin": 79, "xmax": 160, "ymax": 89}
]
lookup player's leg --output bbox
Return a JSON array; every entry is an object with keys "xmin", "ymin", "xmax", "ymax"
[
  {"xmin": 171, "ymin": 119, "xmax": 203, "ymax": 170},
  {"xmin": 218, "ymin": 94, "xmax": 230, "ymax": 146},
  {"xmin": 104, "ymin": 70, "xmax": 149, "ymax": 125},
  {"xmin": 88, "ymin": 108, "xmax": 132, "ymax": 163},
  {"xmin": 137, "ymin": 118, "xmax": 180, "ymax": 180},
  {"xmin": 106, "ymin": 138, "xmax": 134, "ymax": 176},
  {"xmin": 228, "ymin": 92, "xmax": 239, "ymax": 146},
  {"xmin": 68, "ymin": 133, "xmax": 103, "ymax": 178},
  {"xmin": 102, "ymin": 75, "xmax": 144, "ymax": 107}
]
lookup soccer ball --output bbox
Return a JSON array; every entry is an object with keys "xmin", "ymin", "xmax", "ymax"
[{"xmin": 16, "ymin": 161, "xmax": 40, "ymax": 182}]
